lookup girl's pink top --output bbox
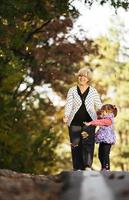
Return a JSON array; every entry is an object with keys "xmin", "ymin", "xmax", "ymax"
[{"xmin": 90, "ymin": 113, "xmax": 116, "ymax": 144}]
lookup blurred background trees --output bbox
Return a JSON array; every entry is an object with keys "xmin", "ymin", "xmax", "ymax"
[{"xmin": 0, "ymin": 0, "xmax": 129, "ymax": 174}]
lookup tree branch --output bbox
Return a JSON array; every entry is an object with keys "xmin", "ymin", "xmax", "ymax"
[{"xmin": 24, "ymin": 19, "xmax": 51, "ymax": 43}]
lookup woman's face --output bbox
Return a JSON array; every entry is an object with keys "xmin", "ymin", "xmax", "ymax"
[{"xmin": 78, "ymin": 74, "xmax": 89, "ymax": 85}]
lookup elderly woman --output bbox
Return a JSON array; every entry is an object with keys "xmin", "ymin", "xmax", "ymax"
[{"xmin": 63, "ymin": 67, "xmax": 102, "ymax": 171}]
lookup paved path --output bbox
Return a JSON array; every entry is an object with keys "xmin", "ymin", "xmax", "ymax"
[{"xmin": 59, "ymin": 171, "xmax": 129, "ymax": 200}]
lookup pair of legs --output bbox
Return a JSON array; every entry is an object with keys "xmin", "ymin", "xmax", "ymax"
[
  {"xmin": 68, "ymin": 125, "xmax": 95, "ymax": 170},
  {"xmin": 98, "ymin": 142, "xmax": 112, "ymax": 170}
]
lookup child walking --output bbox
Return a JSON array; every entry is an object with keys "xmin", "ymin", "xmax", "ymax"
[{"xmin": 84, "ymin": 104, "xmax": 117, "ymax": 171}]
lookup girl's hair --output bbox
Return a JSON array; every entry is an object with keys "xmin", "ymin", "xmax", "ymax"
[{"xmin": 100, "ymin": 104, "xmax": 117, "ymax": 117}]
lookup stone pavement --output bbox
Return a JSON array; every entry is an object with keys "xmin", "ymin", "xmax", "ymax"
[
  {"xmin": 59, "ymin": 170, "xmax": 129, "ymax": 200},
  {"xmin": 0, "ymin": 169, "xmax": 129, "ymax": 200}
]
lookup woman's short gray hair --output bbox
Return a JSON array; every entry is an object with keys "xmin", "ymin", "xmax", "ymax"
[{"xmin": 76, "ymin": 67, "xmax": 92, "ymax": 82}]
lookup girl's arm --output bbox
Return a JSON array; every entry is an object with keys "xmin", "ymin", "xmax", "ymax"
[{"xmin": 84, "ymin": 118, "xmax": 112, "ymax": 126}]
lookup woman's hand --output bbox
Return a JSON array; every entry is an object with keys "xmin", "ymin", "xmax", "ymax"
[
  {"xmin": 83, "ymin": 122, "xmax": 91, "ymax": 126},
  {"xmin": 63, "ymin": 116, "xmax": 68, "ymax": 123}
]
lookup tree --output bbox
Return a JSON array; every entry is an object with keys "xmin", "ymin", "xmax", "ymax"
[
  {"xmin": 0, "ymin": 0, "xmax": 72, "ymax": 173},
  {"xmin": 0, "ymin": 0, "xmax": 98, "ymax": 174}
]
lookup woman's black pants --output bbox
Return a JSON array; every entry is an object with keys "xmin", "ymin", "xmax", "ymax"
[
  {"xmin": 68, "ymin": 125, "xmax": 95, "ymax": 170},
  {"xmin": 98, "ymin": 142, "xmax": 112, "ymax": 170}
]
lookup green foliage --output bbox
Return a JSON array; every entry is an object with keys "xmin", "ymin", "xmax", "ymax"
[
  {"xmin": 31, "ymin": 128, "xmax": 60, "ymax": 174},
  {"xmin": 0, "ymin": 0, "xmax": 78, "ymax": 174}
]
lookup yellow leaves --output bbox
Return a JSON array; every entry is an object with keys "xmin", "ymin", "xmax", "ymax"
[
  {"xmin": 87, "ymin": 34, "xmax": 129, "ymax": 170},
  {"xmin": 95, "ymin": 37, "xmax": 115, "ymax": 57}
]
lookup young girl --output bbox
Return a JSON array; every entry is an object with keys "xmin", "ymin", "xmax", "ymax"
[{"xmin": 84, "ymin": 104, "xmax": 117, "ymax": 171}]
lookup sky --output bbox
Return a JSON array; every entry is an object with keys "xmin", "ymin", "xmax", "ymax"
[{"xmin": 71, "ymin": 1, "xmax": 129, "ymax": 39}]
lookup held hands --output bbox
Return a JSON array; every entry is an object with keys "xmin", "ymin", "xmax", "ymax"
[
  {"xmin": 63, "ymin": 116, "xmax": 68, "ymax": 124},
  {"xmin": 83, "ymin": 122, "xmax": 91, "ymax": 126}
]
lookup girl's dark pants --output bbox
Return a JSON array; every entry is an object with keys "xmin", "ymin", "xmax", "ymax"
[
  {"xmin": 68, "ymin": 125, "xmax": 95, "ymax": 170},
  {"xmin": 98, "ymin": 142, "xmax": 112, "ymax": 170}
]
